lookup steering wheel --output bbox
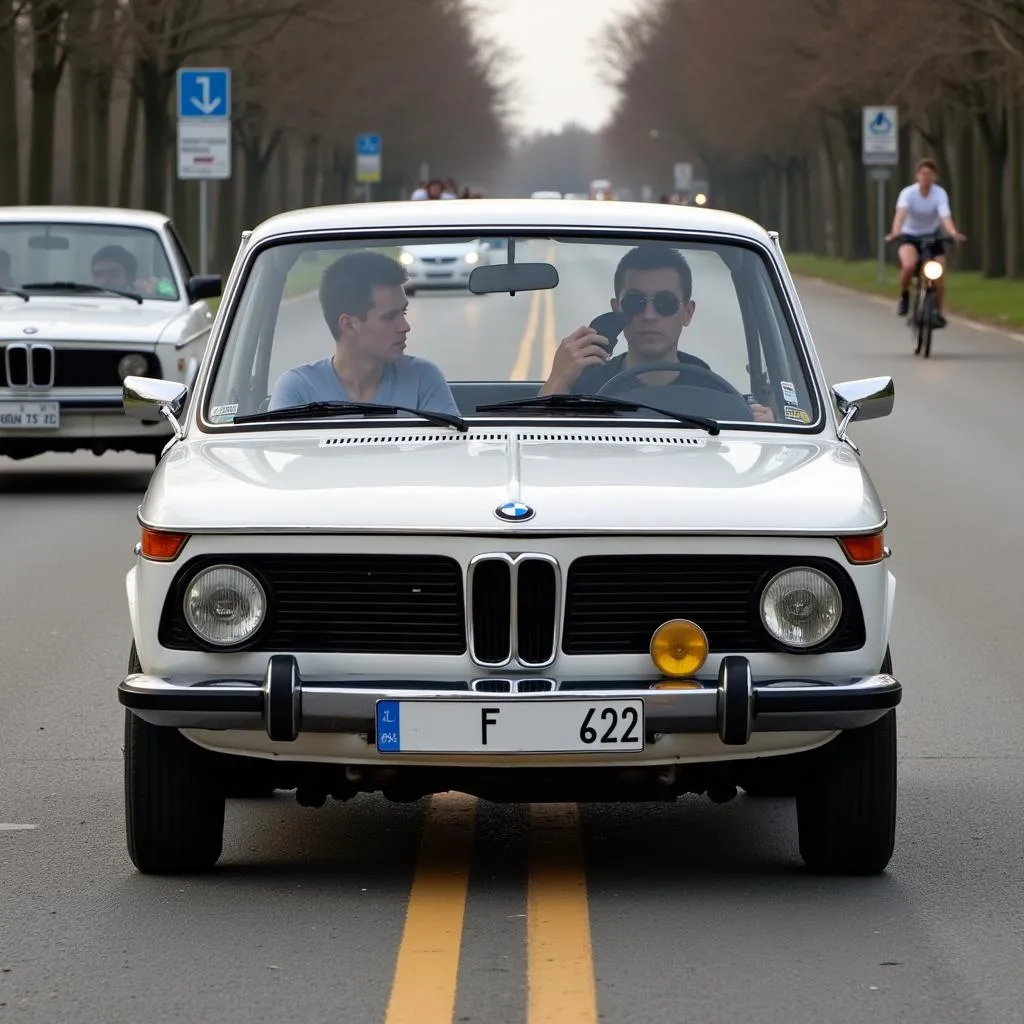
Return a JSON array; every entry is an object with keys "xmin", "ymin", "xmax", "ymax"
[{"xmin": 597, "ymin": 360, "xmax": 746, "ymax": 399}]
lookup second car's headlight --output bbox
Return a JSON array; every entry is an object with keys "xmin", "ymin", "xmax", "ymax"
[
  {"xmin": 760, "ymin": 567, "xmax": 842, "ymax": 648},
  {"xmin": 118, "ymin": 353, "xmax": 149, "ymax": 380},
  {"xmin": 399, "ymin": 251, "xmax": 415, "ymax": 265},
  {"xmin": 184, "ymin": 565, "xmax": 266, "ymax": 647}
]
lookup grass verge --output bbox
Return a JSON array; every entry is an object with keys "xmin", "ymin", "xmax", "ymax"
[{"xmin": 785, "ymin": 252, "xmax": 1024, "ymax": 331}]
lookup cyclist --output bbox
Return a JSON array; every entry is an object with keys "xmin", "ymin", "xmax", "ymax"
[{"xmin": 884, "ymin": 158, "xmax": 966, "ymax": 327}]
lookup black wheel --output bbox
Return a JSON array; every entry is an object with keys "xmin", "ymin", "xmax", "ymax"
[
  {"xmin": 796, "ymin": 708, "xmax": 897, "ymax": 874},
  {"xmin": 917, "ymin": 290, "xmax": 935, "ymax": 358},
  {"xmin": 124, "ymin": 644, "xmax": 226, "ymax": 873}
]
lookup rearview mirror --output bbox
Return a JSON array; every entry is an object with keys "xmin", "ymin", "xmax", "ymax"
[
  {"xmin": 469, "ymin": 261, "xmax": 558, "ymax": 295},
  {"xmin": 28, "ymin": 234, "xmax": 70, "ymax": 250},
  {"xmin": 187, "ymin": 274, "xmax": 222, "ymax": 302},
  {"xmin": 123, "ymin": 376, "xmax": 188, "ymax": 422}
]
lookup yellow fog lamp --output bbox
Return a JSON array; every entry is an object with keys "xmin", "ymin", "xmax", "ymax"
[
  {"xmin": 922, "ymin": 259, "xmax": 944, "ymax": 281},
  {"xmin": 649, "ymin": 619, "xmax": 709, "ymax": 678}
]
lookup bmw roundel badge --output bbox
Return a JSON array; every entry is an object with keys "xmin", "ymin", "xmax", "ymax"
[{"xmin": 495, "ymin": 500, "xmax": 535, "ymax": 523}]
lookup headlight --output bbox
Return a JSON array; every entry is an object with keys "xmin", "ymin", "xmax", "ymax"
[
  {"xmin": 922, "ymin": 259, "xmax": 943, "ymax": 281},
  {"xmin": 399, "ymin": 251, "xmax": 415, "ymax": 266},
  {"xmin": 760, "ymin": 567, "xmax": 842, "ymax": 648},
  {"xmin": 464, "ymin": 251, "xmax": 480, "ymax": 264},
  {"xmin": 183, "ymin": 565, "xmax": 267, "ymax": 647},
  {"xmin": 118, "ymin": 353, "xmax": 149, "ymax": 380}
]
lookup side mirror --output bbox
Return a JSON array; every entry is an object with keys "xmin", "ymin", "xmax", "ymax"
[
  {"xmin": 186, "ymin": 274, "xmax": 222, "ymax": 302},
  {"xmin": 832, "ymin": 376, "xmax": 894, "ymax": 442},
  {"xmin": 124, "ymin": 376, "xmax": 188, "ymax": 436}
]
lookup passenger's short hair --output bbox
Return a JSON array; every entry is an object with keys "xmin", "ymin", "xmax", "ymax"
[
  {"xmin": 92, "ymin": 244, "xmax": 137, "ymax": 280},
  {"xmin": 614, "ymin": 243, "xmax": 693, "ymax": 302},
  {"xmin": 916, "ymin": 158, "xmax": 938, "ymax": 173},
  {"xmin": 319, "ymin": 251, "xmax": 408, "ymax": 338}
]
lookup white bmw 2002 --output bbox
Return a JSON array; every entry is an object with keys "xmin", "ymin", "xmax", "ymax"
[
  {"xmin": 119, "ymin": 199, "xmax": 900, "ymax": 876},
  {"xmin": 0, "ymin": 206, "xmax": 221, "ymax": 463}
]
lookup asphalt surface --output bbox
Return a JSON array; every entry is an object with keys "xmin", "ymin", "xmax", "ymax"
[{"xmin": 3, "ymin": 265, "xmax": 1024, "ymax": 1024}]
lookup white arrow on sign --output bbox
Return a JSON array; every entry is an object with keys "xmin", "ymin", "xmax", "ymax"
[{"xmin": 190, "ymin": 76, "xmax": 222, "ymax": 116}]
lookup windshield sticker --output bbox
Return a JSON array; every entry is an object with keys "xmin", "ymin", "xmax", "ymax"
[
  {"xmin": 780, "ymin": 381, "xmax": 798, "ymax": 405},
  {"xmin": 156, "ymin": 278, "xmax": 176, "ymax": 297},
  {"xmin": 211, "ymin": 404, "xmax": 238, "ymax": 422},
  {"xmin": 784, "ymin": 406, "xmax": 810, "ymax": 424}
]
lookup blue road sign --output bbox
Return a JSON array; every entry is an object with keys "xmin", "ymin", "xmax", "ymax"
[
  {"xmin": 869, "ymin": 111, "xmax": 893, "ymax": 134},
  {"xmin": 177, "ymin": 68, "xmax": 231, "ymax": 119},
  {"xmin": 356, "ymin": 133, "xmax": 382, "ymax": 157}
]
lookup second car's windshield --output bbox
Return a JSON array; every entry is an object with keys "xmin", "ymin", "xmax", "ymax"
[
  {"xmin": 0, "ymin": 222, "xmax": 180, "ymax": 301},
  {"xmin": 205, "ymin": 233, "xmax": 818, "ymax": 429}
]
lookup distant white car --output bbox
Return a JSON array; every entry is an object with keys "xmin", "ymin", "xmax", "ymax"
[
  {"xmin": 119, "ymin": 198, "xmax": 901, "ymax": 877},
  {"xmin": 0, "ymin": 206, "xmax": 221, "ymax": 463},
  {"xmin": 530, "ymin": 190, "xmax": 563, "ymax": 200},
  {"xmin": 399, "ymin": 238, "xmax": 490, "ymax": 295}
]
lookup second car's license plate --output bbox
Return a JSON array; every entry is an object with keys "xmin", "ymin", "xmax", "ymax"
[
  {"xmin": 0, "ymin": 401, "xmax": 59, "ymax": 429},
  {"xmin": 375, "ymin": 698, "xmax": 645, "ymax": 754}
]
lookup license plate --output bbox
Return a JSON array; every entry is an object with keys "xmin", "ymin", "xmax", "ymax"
[
  {"xmin": 375, "ymin": 698, "xmax": 645, "ymax": 754},
  {"xmin": 0, "ymin": 401, "xmax": 59, "ymax": 429}
]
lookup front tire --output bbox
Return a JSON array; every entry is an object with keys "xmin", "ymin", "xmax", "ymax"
[
  {"xmin": 124, "ymin": 646, "xmax": 225, "ymax": 873},
  {"xmin": 917, "ymin": 290, "xmax": 935, "ymax": 358},
  {"xmin": 795, "ymin": 709, "xmax": 897, "ymax": 874}
]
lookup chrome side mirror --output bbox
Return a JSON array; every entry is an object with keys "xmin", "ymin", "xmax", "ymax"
[
  {"xmin": 831, "ymin": 376, "xmax": 894, "ymax": 445},
  {"xmin": 123, "ymin": 376, "xmax": 188, "ymax": 440}
]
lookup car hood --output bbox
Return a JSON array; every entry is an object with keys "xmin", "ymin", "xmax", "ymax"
[
  {"xmin": 141, "ymin": 427, "xmax": 885, "ymax": 535},
  {"xmin": 0, "ymin": 296, "xmax": 182, "ymax": 343}
]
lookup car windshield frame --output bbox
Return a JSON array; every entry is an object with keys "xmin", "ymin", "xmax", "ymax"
[
  {"xmin": 195, "ymin": 225, "xmax": 826, "ymax": 436},
  {"xmin": 0, "ymin": 220, "xmax": 183, "ymax": 302}
]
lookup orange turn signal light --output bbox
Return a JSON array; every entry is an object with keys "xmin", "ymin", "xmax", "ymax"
[
  {"xmin": 140, "ymin": 528, "xmax": 189, "ymax": 561},
  {"xmin": 838, "ymin": 531, "xmax": 885, "ymax": 564}
]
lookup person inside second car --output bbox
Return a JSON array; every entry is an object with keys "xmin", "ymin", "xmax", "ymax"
[
  {"xmin": 269, "ymin": 250, "xmax": 460, "ymax": 416},
  {"xmin": 540, "ymin": 243, "xmax": 775, "ymax": 422}
]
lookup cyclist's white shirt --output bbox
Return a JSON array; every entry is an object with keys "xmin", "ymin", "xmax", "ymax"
[{"xmin": 896, "ymin": 184, "xmax": 951, "ymax": 237}]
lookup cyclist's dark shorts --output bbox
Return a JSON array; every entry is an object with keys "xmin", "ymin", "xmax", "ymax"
[{"xmin": 898, "ymin": 234, "xmax": 945, "ymax": 258}]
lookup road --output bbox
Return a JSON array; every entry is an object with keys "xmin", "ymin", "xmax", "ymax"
[{"xmin": 2, "ymin": 266, "xmax": 1024, "ymax": 1024}]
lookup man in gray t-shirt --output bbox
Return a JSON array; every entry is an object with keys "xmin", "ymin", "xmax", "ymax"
[{"xmin": 269, "ymin": 250, "xmax": 459, "ymax": 417}]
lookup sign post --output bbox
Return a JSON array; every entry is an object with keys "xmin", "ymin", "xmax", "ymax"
[
  {"xmin": 862, "ymin": 105, "xmax": 899, "ymax": 284},
  {"xmin": 356, "ymin": 133, "xmax": 382, "ymax": 202},
  {"xmin": 673, "ymin": 162, "xmax": 693, "ymax": 192},
  {"xmin": 177, "ymin": 68, "xmax": 232, "ymax": 275}
]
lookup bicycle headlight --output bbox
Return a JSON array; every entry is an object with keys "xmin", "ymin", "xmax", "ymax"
[
  {"xmin": 922, "ymin": 260, "xmax": 944, "ymax": 281},
  {"xmin": 183, "ymin": 565, "xmax": 267, "ymax": 647},
  {"xmin": 760, "ymin": 567, "xmax": 842, "ymax": 648}
]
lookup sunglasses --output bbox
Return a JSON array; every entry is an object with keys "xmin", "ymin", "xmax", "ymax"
[{"xmin": 619, "ymin": 289, "xmax": 685, "ymax": 318}]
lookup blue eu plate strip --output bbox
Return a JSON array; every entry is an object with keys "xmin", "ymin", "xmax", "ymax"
[{"xmin": 376, "ymin": 700, "xmax": 401, "ymax": 752}]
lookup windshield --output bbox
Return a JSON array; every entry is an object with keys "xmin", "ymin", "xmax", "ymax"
[
  {"xmin": 0, "ymin": 222, "xmax": 180, "ymax": 300},
  {"xmin": 204, "ymin": 233, "xmax": 819, "ymax": 429}
]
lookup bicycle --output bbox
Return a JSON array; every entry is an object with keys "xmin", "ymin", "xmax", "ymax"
[{"xmin": 904, "ymin": 234, "xmax": 953, "ymax": 359}]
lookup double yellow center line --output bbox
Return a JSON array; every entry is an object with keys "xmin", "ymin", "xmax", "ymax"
[
  {"xmin": 384, "ymin": 794, "xmax": 597, "ymax": 1024},
  {"xmin": 509, "ymin": 247, "xmax": 559, "ymax": 382}
]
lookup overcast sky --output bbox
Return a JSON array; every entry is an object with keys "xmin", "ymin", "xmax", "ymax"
[{"xmin": 469, "ymin": 0, "xmax": 643, "ymax": 135}]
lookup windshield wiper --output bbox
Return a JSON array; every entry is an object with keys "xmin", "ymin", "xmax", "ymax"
[
  {"xmin": 232, "ymin": 400, "xmax": 468, "ymax": 432},
  {"xmin": 21, "ymin": 281, "xmax": 143, "ymax": 304},
  {"xmin": 476, "ymin": 392, "xmax": 720, "ymax": 435},
  {"xmin": 0, "ymin": 285, "xmax": 30, "ymax": 300}
]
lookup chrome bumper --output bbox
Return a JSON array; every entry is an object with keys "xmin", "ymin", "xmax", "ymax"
[{"xmin": 118, "ymin": 655, "xmax": 901, "ymax": 747}]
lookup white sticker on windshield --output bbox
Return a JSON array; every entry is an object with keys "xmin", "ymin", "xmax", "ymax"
[
  {"xmin": 211, "ymin": 404, "xmax": 238, "ymax": 422},
  {"xmin": 780, "ymin": 381, "xmax": 798, "ymax": 405}
]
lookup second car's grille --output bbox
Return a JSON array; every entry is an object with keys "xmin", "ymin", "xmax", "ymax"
[
  {"xmin": 160, "ymin": 555, "xmax": 466, "ymax": 654},
  {"xmin": 0, "ymin": 346, "xmax": 158, "ymax": 388},
  {"xmin": 562, "ymin": 555, "xmax": 865, "ymax": 655}
]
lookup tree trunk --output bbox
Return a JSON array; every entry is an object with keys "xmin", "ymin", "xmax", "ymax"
[
  {"xmin": 90, "ymin": 0, "xmax": 117, "ymax": 205},
  {"xmin": 301, "ymin": 136, "xmax": 320, "ymax": 207},
  {"xmin": 0, "ymin": 11, "xmax": 19, "ymax": 204},
  {"xmin": 137, "ymin": 57, "xmax": 173, "ymax": 211},
  {"xmin": 1005, "ymin": 88, "xmax": 1021, "ymax": 279},
  {"xmin": 27, "ymin": 0, "xmax": 66, "ymax": 205},
  {"xmin": 67, "ymin": 2, "xmax": 93, "ymax": 205},
  {"xmin": 214, "ymin": 170, "xmax": 238, "ymax": 276},
  {"xmin": 277, "ymin": 144, "xmax": 289, "ymax": 215},
  {"xmin": 840, "ymin": 112, "xmax": 870, "ymax": 260},
  {"xmin": 118, "ymin": 86, "xmax": 139, "ymax": 207},
  {"xmin": 978, "ymin": 105, "xmax": 1008, "ymax": 279}
]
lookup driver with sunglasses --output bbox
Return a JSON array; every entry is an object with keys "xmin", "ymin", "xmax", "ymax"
[{"xmin": 540, "ymin": 243, "xmax": 775, "ymax": 422}]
